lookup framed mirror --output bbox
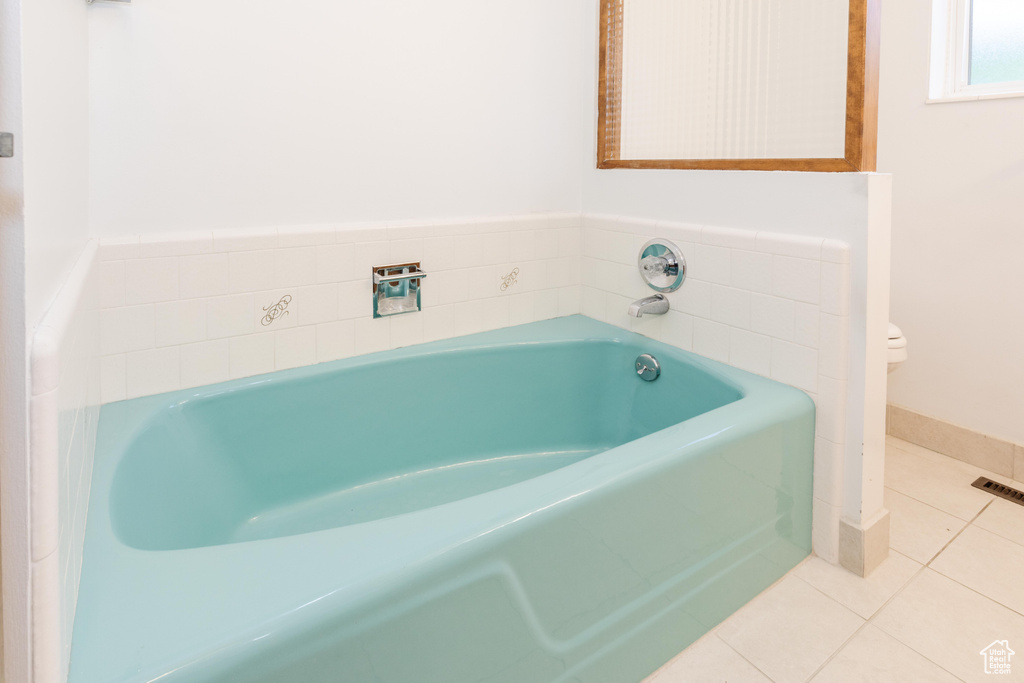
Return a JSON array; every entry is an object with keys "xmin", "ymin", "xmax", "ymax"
[{"xmin": 597, "ymin": 0, "xmax": 880, "ymax": 171}]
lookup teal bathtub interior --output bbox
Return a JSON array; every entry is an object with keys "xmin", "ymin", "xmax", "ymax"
[{"xmin": 70, "ymin": 315, "xmax": 814, "ymax": 682}]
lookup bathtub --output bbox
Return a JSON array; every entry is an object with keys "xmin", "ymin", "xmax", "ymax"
[{"xmin": 70, "ymin": 315, "xmax": 814, "ymax": 682}]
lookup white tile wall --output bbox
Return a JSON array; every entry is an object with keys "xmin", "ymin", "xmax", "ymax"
[
  {"xmin": 579, "ymin": 214, "xmax": 852, "ymax": 562},
  {"xmin": 98, "ymin": 214, "xmax": 583, "ymax": 402},
  {"xmin": 180, "ymin": 340, "xmax": 230, "ymax": 388},
  {"xmin": 29, "ymin": 241, "xmax": 101, "ymax": 683}
]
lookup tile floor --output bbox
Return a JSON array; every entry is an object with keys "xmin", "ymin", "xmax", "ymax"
[{"xmin": 644, "ymin": 436, "xmax": 1024, "ymax": 682}]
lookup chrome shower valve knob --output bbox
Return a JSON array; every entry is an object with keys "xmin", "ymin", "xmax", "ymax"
[{"xmin": 640, "ymin": 254, "xmax": 678, "ymax": 278}]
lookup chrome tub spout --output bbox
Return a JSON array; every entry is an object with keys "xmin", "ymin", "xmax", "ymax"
[{"xmin": 628, "ymin": 294, "xmax": 669, "ymax": 318}]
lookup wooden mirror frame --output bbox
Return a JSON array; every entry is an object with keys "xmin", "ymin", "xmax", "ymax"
[{"xmin": 597, "ymin": 0, "xmax": 880, "ymax": 172}]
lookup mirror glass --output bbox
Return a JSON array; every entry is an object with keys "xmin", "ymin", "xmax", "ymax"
[{"xmin": 615, "ymin": 0, "xmax": 851, "ymax": 161}]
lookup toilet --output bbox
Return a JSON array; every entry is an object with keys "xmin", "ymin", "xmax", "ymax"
[{"xmin": 887, "ymin": 323, "xmax": 907, "ymax": 373}]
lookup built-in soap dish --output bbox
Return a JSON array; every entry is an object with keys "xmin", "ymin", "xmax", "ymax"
[{"xmin": 372, "ymin": 262, "xmax": 427, "ymax": 318}]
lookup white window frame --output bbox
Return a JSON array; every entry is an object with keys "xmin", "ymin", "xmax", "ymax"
[{"xmin": 929, "ymin": 0, "xmax": 1024, "ymax": 103}]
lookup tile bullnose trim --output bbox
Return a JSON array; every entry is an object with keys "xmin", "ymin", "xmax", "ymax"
[
  {"xmin": 26, "ymin": 238, "xmax": 103, "ymax": 683},
  {"xmin": 31, "ymin": 240, "xmax": 99, "ymax": 396}
]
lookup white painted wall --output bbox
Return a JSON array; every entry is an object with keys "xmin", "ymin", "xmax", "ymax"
[
  {"xmin": 878, "ymin": 0, "xmax": 1024, "ymax": 446},
  {"xmin": 0, "ymin": 0, "xmax": 30, "ymax": 676},
  {"xmin": 22, "ymin": 0, "xmax": 91, "ymax": 331},
  {"xmin": 88, "ymin": 0, "xmax": 585, "ymax": 237},
  {"xmin": 4, "ymin": 0, "xmax": 91, "ymax": 680}
]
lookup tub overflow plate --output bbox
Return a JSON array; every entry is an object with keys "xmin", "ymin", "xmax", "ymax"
[{"xmin": 635, "ymin": 354, "xmax": 660, "ymax": 381}]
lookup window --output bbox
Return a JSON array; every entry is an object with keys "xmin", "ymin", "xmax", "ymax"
[{"xmin": 930, "ymin": 0, "xmax": 1024, "ymax": 101}]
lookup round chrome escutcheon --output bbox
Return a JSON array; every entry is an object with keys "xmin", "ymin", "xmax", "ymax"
[
  {"xmin": 635, "ymin": 353, "xmax": 660, "ymax": 382},
  {"xmin": 638, "ymin": 239, "xmax": 686, "ymax": 293}
]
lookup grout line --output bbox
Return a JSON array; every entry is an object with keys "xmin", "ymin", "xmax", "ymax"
[
  {"xmin": 884, "ymin": 468, "xmax": 1002, "ymax": 524},
  {"xmin": 803, "ymin": 491, "xmax": 994, "ymax": 682},
  {"xmin": 802, "ymin": 561, "xmax": 932, "ymax": 681},
  {"xmin": 664, "ymin": 445, "xmax": 1000, "ymax": 683},
  {"xmin": 963, "ymin": 502, "xmax": 1024, "ymax": 550},
  {"xmin": 883, "ymin": 484, "xmax": 980, "ymax": 524},
  {"xmin": 886, "ymin": 440, "xmax": 1009, "ymax": 484},
  {"xmin": 653, "ymin": 556, "xmax": 815, "ymax": 682},
  {"xmin": 824, "ymin": 501, "xmax": 997, "ymax": 682},
  {"xmin": 925, "ymin": 499, "xmax": 993, "ymax": 566},
  {"xmin": 720, "ymin": 634, "xmax": 778, "ymax": 682},
  {"xmin": 786, "ymin": 567, "xmax": 879, "ymax": 681},
  {"xmin": 727, "ymin": 563, "xmax": 847, "ymax": 679},
  {"xmin": 924, "ymin": 502, "xmax": 1024, "ymax": 622},
  {"xmin": 795, "ymin": 572, "xmax": 867, "ymax": 623}
]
